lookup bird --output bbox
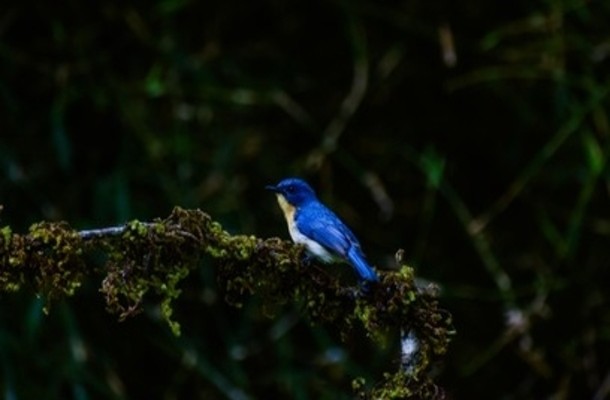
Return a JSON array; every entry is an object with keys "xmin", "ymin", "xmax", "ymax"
[{"xmin": 266, "ymin": 177, "xmax": 379, "ymax": 283}]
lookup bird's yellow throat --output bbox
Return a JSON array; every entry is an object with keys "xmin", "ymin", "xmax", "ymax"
[{"xmin": 275, "ymin": 194, "xmax": 295, "ymax": 224}]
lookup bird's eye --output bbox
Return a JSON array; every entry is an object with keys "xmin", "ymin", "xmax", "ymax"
[{"xmin": 286, "ymin": 185, "xmax": 295, "ymax": 193}]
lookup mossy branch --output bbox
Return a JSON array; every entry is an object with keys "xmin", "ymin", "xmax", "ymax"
[{"xmin": 0, "ymin": 206, "xmax": 453, "ymax": 399}]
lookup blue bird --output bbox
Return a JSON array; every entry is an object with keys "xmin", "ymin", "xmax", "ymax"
[{"xmin": 266, "ymin": 177, "xmax": 379, "ymax": 283}]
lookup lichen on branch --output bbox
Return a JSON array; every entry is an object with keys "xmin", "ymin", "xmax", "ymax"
[{"xmin": 0, "ymin": 206, "xmax": 453, "ymax": 399}]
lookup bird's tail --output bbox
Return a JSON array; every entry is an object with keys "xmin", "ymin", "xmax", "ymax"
[{"xmin": 347, "ymin": 247, "xmax": 379, "ymax": 282}]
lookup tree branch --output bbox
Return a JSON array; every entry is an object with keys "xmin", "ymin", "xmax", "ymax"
[{"xmin": 0, "ymin": 206, "xmax": 453, "ymax": 399}]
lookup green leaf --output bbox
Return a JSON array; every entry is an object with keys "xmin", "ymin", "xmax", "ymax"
[{"xmin": 583, "ymin": 133, "xmax": 604, "ymax": 174}]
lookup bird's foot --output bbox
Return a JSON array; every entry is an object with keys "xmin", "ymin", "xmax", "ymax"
[
  {"xmin": 337, "ymin": 286, "xmax": 360, "ymax": 300},
  {"xmin": 339, "ymin": 280, "xmax": 377, "ymax": 300},
  {"xmin": 357, "ymin": 279, "xmax": 377, "ymax": 296},
  {"xmin": 300, "ymin": 253, "xmax": 315, "ymax": 267}
]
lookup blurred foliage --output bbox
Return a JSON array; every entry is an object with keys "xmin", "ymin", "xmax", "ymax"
[{"xmin": 0, "ymin": 0, "xmax": 609, "ymax": 398}]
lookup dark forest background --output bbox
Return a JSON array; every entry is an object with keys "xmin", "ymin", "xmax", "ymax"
[{"xmin": 1, "ymin": 0, "xmax": 609, "ymax": 398}]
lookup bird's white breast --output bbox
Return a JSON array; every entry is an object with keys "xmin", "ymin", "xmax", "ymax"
[{"xmin": 275, "ymin": 194, "xmax": 335, "ymax": 262}]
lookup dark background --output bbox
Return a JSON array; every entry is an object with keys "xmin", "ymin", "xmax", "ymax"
[{"xmin": 1, "ymin": 0, "xmax": 609, "ymax": 398}]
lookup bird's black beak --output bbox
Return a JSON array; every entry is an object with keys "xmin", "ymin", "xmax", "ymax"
[{"xmin": 265, "ymin": 185, "xmax": 280, "ymax": 193}]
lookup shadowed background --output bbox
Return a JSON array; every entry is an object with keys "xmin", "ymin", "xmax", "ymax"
[{"xmin": 1, "ymin": 0, "xmax": 609, "ymax": 398}]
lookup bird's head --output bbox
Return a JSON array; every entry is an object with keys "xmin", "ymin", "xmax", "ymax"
[{"xmin": 266, "ymin": 178, "xmax": 317, "ymax": 207}]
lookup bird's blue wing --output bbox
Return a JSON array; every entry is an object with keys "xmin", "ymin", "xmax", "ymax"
[
  {"xmin": 295, "ymin": 203, "xmax": 353, "ymax": 258},
  {"xmin": 296, "ymin": 203, "xmax": 379, "ymax": 282}
]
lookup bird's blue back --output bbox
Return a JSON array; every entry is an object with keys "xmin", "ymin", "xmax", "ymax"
[
  {"xmin": 295, "ymin": 201, "xmax": 358, "ymax": 258},
  {"xmin": 295, "ymin": 198, "xmax": 378, "ymax": 282}
]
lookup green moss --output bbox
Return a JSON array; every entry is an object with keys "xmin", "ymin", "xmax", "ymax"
[
  {"xmin": 1, "ymin": 226, "xmax": 11, "ymax": 247},
  {"xmin": 0, "ymin": 207, "xmax": 453, "ymax": 396},
  {"xmin": 0, "ymin": 226, "xmax": 23, "ymax": 292},
  {"xmin": 358, "ymin": 369, "xmax": 447, "ymax": 399},
  {"xmin": 25, "ymin": 221, "xmax": 85, "ymax": 302}
]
